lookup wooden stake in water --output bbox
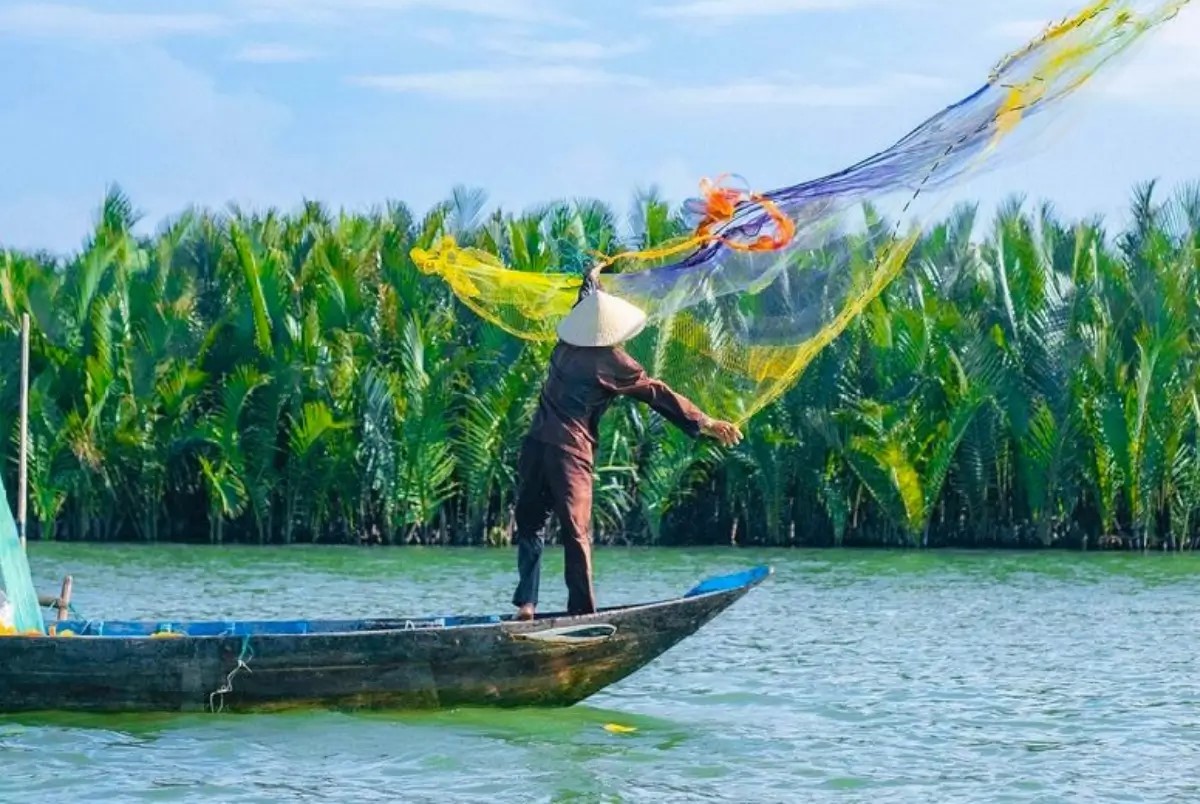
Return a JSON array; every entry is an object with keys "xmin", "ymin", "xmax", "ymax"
[{"xmin": 18, "ymin": 312, "xmax": 29, "ymax": 550}]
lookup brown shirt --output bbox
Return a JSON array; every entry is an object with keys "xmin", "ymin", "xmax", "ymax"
[{"xmin": 527, "ymin": 343, "xmax": 708, "ymax": 463}]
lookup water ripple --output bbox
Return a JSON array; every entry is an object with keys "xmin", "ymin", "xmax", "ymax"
[{"xmin": 4, "ymin": 546, "xmax": 1200, "ymax": 802}]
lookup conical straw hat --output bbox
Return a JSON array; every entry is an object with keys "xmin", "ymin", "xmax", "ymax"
[{"xmin": 557, "ymin": 290, "xmax": 648, "ymax": 347}]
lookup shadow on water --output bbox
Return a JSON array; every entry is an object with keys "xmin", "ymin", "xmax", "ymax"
[
  {"xmin": 0, "ymin": 702, "xmax": 693, "ymax": 747},
  {"xmin": 364, "ymin": 703, "xmax": 693, "ymax": 747},
  {"xmin": 0, "ymin": 703, "xmax": 700, "ymax": 802}
]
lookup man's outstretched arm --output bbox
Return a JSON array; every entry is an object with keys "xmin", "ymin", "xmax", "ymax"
[{"xmin": 600, "ymin": 351, "xmax": 744, "ymax": 447}]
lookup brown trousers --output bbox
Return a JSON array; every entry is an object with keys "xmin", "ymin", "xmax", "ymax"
[{"xmin": 512, "ymin": 438, "xmax": 596, "ymax": 615}]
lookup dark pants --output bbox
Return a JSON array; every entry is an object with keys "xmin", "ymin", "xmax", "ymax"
[{"xmin": 512, "ymin": 438, "xmax": 596, "ymax": 615}]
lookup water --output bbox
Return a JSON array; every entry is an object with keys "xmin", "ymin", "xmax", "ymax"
[{"xmin": 3, "ymin": 544, "xmax": 1199, "ymax": 803}]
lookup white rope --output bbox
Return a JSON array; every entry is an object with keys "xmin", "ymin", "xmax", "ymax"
[
  {"xmin": 209, "ymin": 659, "xmax": 252, "ymax": 713},
  {"xmin": 209, "ymin": 637, "xmax": 254, "ymax": 713}
]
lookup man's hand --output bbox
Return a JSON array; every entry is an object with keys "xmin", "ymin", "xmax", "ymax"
[{"xmin": 701, "ymin": 417, "xmax": 744, "ymax": 448}]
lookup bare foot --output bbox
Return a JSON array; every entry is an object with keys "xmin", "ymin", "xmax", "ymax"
[{"xmin": 516, "ymin": 604, "xmax": 535, "ymax": 621}]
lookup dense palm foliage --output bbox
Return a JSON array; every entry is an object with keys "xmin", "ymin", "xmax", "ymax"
[{"xmin": 2, "ymin": 182, "xmax": 1199, "ymax": 549}]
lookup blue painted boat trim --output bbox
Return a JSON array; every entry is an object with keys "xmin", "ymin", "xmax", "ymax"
[
  {"xmin": 50, "ymin": 565, "xmax": 772, "ymax": 639},
  {"xmin": 684, "ymin": 564, "xmax": 772, "ymax": 598}
]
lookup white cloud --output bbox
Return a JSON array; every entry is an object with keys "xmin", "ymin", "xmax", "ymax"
[
  {"xmin": 646, "ymin": 0, "xmax": 902, "ymax": 20},
  {"xmin": 233, "ymin": 43, "xmax": 320, "ymax": 63},
  {"xmin": 657, "ymin": 71, "xmax": 948, "ymax": 107},
  {"xmin": 409, "ymin": 0, "xmax": 576, "ymax": 23},
  {"xmin": 351, "ymin": 66, "xmax": 648, "ymax": 100},
  {"xmin": 351, "ymin": 63, "xmax": 949, "ymax": 108},
  {"xmin": 239, "ymin": 0, "xmax": 577, "ymax": 25},
  {"xmin": 0, "ymin": 3, "xmax": 223, "ymax": 41},
  {"xmin": 484, "ymin": 35, "xmax": 649, "ymax": 61}
]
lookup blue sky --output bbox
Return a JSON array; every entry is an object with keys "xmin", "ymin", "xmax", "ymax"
[{"xmin": 1, "ymin": 0, "xmax": 1197, "ymax": 254}]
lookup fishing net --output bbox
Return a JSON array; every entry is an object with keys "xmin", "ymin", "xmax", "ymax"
[
  {"xmin": 414, "ymin": 0, "xmax": 1190, "ymax": 425},
  {"xmin": 0, "ymin": 473, "xmax": 43, "ymax": 635}
]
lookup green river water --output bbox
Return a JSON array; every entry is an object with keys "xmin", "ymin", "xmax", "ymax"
[{"xmin": 2, "ymin": 544, "xmax": 1198, "ymax": 803}]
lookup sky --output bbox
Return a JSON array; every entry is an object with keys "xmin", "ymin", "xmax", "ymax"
[{"xmin": 0, "ymin": 0, "xmax": 1197, "ymax": 255}]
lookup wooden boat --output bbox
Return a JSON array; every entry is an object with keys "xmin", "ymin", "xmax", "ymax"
[{"xmin": 0, "ymin": 565, "xmax": 771, "ymax": 713}]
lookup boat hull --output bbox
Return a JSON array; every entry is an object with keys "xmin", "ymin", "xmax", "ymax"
[{"xmin": 0, "ymin": 566, "xmax": 770, "ymax": 713}]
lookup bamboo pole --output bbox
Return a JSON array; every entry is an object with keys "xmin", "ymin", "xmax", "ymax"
[
  {"xmin": 56, "ymin": 575, "xmax": 72, "ymax": 622},
  {"xmin": 16, "ymin": 315, "xmax": 79, "ymax": 625},
  {"xmin": 37, "ymin": 575, "xmax": 73, "ymax": 622},
  {"xmin": 18, "ymin": 312, "xmax": 29, "ymax": 550}
]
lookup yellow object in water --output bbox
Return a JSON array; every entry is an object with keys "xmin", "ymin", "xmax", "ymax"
[{"xmin": 603, "ymin": 723, "xmax": 638, "ymax": 734}]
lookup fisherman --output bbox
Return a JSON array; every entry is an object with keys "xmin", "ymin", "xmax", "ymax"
[{"xmin": 512, "ymin": 266, "xmax": 744, "ymax": 620}]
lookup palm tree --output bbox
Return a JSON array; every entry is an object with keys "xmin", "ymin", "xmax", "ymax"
[{"xmin": 3, "ymin": 180, "xmax": 1200, "ymax": 551}]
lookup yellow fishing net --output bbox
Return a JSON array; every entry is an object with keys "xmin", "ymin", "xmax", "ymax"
[{"xmin": 412, "ymin": 0, "xmax": 1190, "ymax": 425}]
